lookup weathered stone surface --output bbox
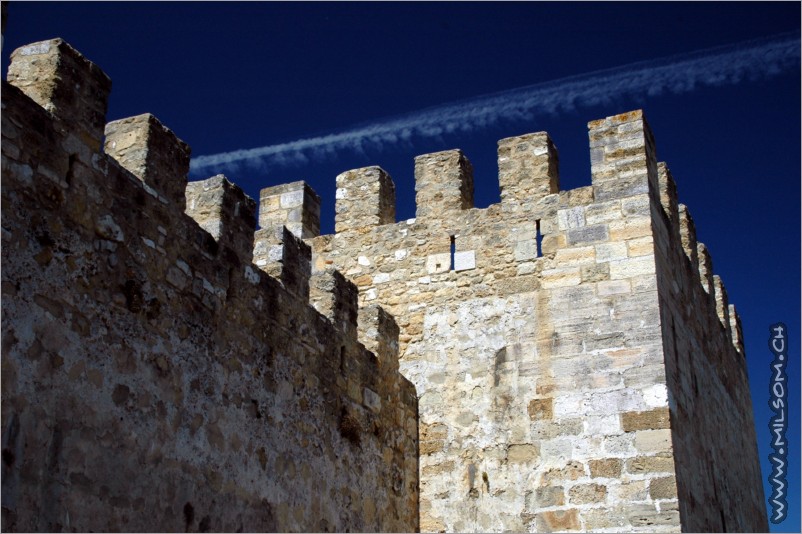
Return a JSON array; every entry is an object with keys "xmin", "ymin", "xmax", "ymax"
[
  {"xmin": 507, "ymin": 443, "xmax": 540, "ymax": 463},
  {"xmin": 589, "ymin": 458, "xmax": 622, "ymax": 478},
  {"xmin": 105, "ymin": 113, "xmax": 191, "ymax": 209},
  {"xmin": 626, "ymin": 454, "xmax": 675, "ymax": 474},
  {"xmin": 650, "ymin": 476, "xmax": 678, "ymax": 500},
  {"xmin": 7, "ymin": 38, "xmax": 111, "ymax": 151},
  {"xmin": 569, "ymin": 483, "xmax": 607, "ymax": 504},
  {"xmin": 528, "ymin": 398, "xmax": 553, "ymax": 420},
  {"xmin": 498, "ymin": 132, "xmax": 559, "ymax": 205},
  {"xmin": 310, "ymin": 105, "xmax": 763, "ymax": 533},
  {"xmin": 335, "ymin": 167, "xmax": 395, "ymax": 233},
  {"xmin": 2, "ymin": 42, "xmax": 418, "ymax": 533},
  {"xmin": 621, "ymin": 407, "xmax": 671, "ymax": 431},
  {"xmin": 1, "ymin": 34, "xmax": 766, "ymax": 534},
  {"xmin": 259, "ymin": 180, "xmax": 321, "ymax": 239},
  {"xmin": 535, "ymin": 509, "xmax": 580, "ymax": 532}
]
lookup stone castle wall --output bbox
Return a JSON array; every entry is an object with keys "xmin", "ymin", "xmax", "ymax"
[
  {"xmin": 1, "ymin": 39, "xmax": 418, "ymax": 532},
  {"xmin": 651, "ymin": 164, "xmax": 766, "ymax": 531},
  {"xmin": 0, "ymin": 34, "xmax": 767, "ymax": 534},
  {"xmin": 306, "ymin": 111, "xmax": 767, "ymax": 531}
]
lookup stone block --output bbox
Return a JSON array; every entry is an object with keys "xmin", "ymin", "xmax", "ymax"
[
  {"xmin": 649, "ymin": 475, "xmax": 678, "ymax": 499},
  {"xmin": 529, "ymin": 486, "xmax": 565, "ymax": 508},
  {"xmin": 627, "ymin": 503, "xmax": 680, "ymax": 528},
  {"xmin": 557, "ymin": 206, "xmax": 585, "ymax": 230},
  {"xmin": 528, "ymin": 398, "xmax": 553, "ymax": 420},
  {"xmin": 535, "ymin": 509, "xmax": 580, "ymax": 532},
  {"xmin": 566, "ymin": 224, "xmax": 609, "ymax": 245},
  {"xmin": 426, "ymin": 253, "xmax": 451, "ymax": 274},
  {"xmin": 569, "ymin": 483, "xmax": 607, "ymax": 504},
  {"xmin": 625, "ymin": 454, "xmax": 675, "ymax": 474},
  {"xmin": 507, "ymin": 443, "xmax": 539, "ymax": 463},
  {"xmin": 453, "ymin": 250, "xmax": 475, "ymax": 272},
  {"xmin": 515, "ymin": 240, "xmax": 539, "ymax": 261},
  {"xmin": 633, "ymin": 429, "xmax": 672, "ymax": 454},
  {"xmin": 621, "ymin": 407, "xmax": 671, "ymax": 432},
  {"xmin": 597, "ymin": 279, "xmax": 631, "ymax": 296},
  {"xmin": 589, "ymin": 458, "xmax": 622, "ymax": 478},
  {"xmin": 608, "ymin": 255, "xmax": 656, "ymax": 280}
]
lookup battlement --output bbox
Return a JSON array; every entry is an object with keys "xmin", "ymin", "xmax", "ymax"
[
  {"xmin": 7, "ymin": 38, "xmax": 111, "ymax": 152},
  {"xmin": 2, "ymin": 38, "xmax": 418, "ymax": 532},
  {"xmin": 105, "ymin": 113, "xmax": 191, "ymax": 209},
  {"xmin": 259, "ymin": 180, "xmax": 321, "ymax": 238}
]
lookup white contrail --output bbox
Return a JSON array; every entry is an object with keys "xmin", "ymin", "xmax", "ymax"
[{"xmin": 190, "ymin": 31, "xmax": 800, "ymax": 175}]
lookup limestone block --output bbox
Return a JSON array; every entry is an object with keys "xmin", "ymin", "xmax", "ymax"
[
  {"xmin": 633, "ymin": 429, "xmax": 672, "ymax": 454},
  {"xmin": 535, "ymin": 509, "xmax": 580, "ymax": 532},
  {"xmin": 426, "ymin": 253, "xmax": 451, "ymax": 274},
  {"xmin": 453, "ymin": 250, "xmax": 475, "ymax": 272},
  {"xmin": 589, "ymin": 458, "xmax": 622, "ymax": 478},
  {"xmin": 557, "ymin": 206, "xmax": 585, "ymax": 230},
  {"xmin": 649, "ymin": 476, "xmax": 678, "ymax": 500},
  {"xmin": 569, "ymin": 483, "xmax": 607, "ymax": 504},
  {"xmin": 621, "ymin": 407, "xmax": 671, "ymax": 432},
  {"xmin": 608, "ymin": 255, "xmax": 656, "ymax": 280},
  {"xmin": 625, "ymin": 455, "xmax": 675, "ymax": 474},
  {"xmin": 566, "ymin": 224, "xmax": 609, "ymax": 245}
]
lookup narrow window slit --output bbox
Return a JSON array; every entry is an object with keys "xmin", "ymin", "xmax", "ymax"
[
  {"xmin": 450, "ymin": 235, "xmax": 456, "ymax": 271},
  {"xmin": 536, "ymin": 220, "xmax": 543, "ymax": 258}
]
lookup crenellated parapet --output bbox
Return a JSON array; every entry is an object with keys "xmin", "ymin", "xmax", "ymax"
[
  {"xmin": 335, "ymin": 166, "xmax": 396, "ymax": 233},
  {"xmin": 498, "ymin": 131, "xmax": 559, "ymax": 206},
  {"xmin": 104, "ymin": 113, "xmax": 191, "ymax": 209},
  {"xmin": 1, "ymin": 37, "xmax": 418, "ymax": 533},
  {"xmin": 253, "ymin": 225, "xmax": 311, "ymax": 300},
  {"xmin": 414, "ymin": 149, "xmax": 474, "ymax": 219},
  {"xmin": 310, "ymin": 268, "xmax": 360, "ymax": 343},
  {"xmin": 185, "ymin": 174, "xmax": 257, "ymax": 265},
  {"xmin": 588, "ymin": 109, "xmax": 658, "ymax": 201},
  {"xmin": 7, "ymin": 38, "xmax": 111, "ymax": 152},
  {"xmin": 259, "ymin": 180, "xmax": 321, "ymax": 239}
]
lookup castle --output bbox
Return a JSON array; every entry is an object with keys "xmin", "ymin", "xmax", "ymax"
[{"xmin": 0, "ymin": 34, "xmax": 767, "ymax": 533}]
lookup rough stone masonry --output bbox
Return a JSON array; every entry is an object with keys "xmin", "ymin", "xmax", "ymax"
[{"xmin": 1, "ymin": 35, "xmax": 767, "ymax": 534}]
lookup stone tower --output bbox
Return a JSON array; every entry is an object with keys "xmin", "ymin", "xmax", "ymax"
[{"xmin": 304, "ymin": 112, "xmax": 767, "ymax": 531}]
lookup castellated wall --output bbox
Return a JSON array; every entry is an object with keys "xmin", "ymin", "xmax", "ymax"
[
  {"xmin": 309, "ymin": 115, "xmax": 767, "ymax": 530},
  {"xmin": 1, "ymin": 39, "xmax": 418, "ymax": 532},
  {"xmin": 0, "ymin": 36, "xmax": 767, "ymax": 534}
]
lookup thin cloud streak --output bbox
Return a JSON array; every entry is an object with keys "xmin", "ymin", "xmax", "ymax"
[{"xmin": 190, "ymin": 32, "xmax": 800, "ymax": 175}]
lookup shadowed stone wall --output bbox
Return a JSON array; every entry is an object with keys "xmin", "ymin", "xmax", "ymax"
[{"xmin": 1, "ymin": 39, "xmax": 418, "ymax": 533}]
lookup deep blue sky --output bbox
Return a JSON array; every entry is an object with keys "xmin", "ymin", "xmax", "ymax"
[{"xmin": 3, "ymin": 2, "xmax": 800, "ymax": 530}]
